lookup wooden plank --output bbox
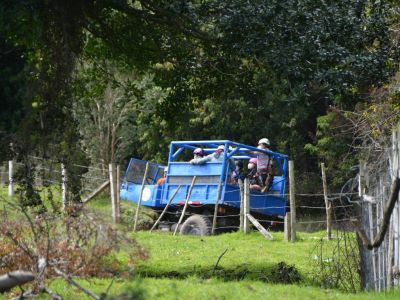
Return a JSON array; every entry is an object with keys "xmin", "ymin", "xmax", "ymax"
[
  {"xmin": 174, "ymin": 176, "xmax": 197, "ymax": 236},
  {"xmin": 133, "ymin": 162, "xmax": 150, "ymax": 232},
  {"xmin": 82, "ymin": 180, "xmax": 110, "ymax": 204},
  {"xmin": 150, "ymin": 185, "xmax": 182, "ymax": 232},
  {"xmin": 246, "ymin": 214, "xmax": 273, "ymax": 240}
]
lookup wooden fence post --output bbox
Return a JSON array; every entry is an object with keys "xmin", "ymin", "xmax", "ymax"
[
  {"xmin": 392, "ymin": 124, "xmax": 400, "ymax": 286},
  {"xmin": 243, "ymin": 178, "xmax": 250, "ymax": 234},
  {"xmin": 174, "ymin": 176, "xmax": 197, "ymax": 236},
  {"xmin": 61, "ymin": 163, "xmax": 67, "ymax": 210},
  {"xmin": 211, "ymin": 181, "xmax": 223, "ymax": 235},
  {"xmin": 284, "ymin": 212, "xmax": 291, "ymax": 241},
  {"xmin": 289, "ymin": 160, "xmax": 296, "ymax": 242},
  {"xmin": 8, "ymin": 160, "xmax": 14, "ymax": 197},
  {"xmin": 133, "ymin": 162, "xmax": 149, "ymax": 231},
  {"xmin": 321, "ymin": 163, "xmax": 332, "ymax": 240},
  {"xmin": 116, "ymin": 164, "xmax": 121, "ymax": 221},
  {"xmin": 239, "ymin": 179, "xmax": 244, "ymax": 231},
  {"xmin": 109, "ymin": 163, "xmax": 118, "ymax": 223}
]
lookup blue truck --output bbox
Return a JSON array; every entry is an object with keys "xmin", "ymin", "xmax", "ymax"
[{"xmin": 120, "ymin": 140, "xmax": 288, "ymax": 235}]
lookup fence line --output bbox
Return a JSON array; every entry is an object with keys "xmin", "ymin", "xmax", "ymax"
[{"xmin": 1, "ymin": 158, "xmax": 367, "ymax": 242}]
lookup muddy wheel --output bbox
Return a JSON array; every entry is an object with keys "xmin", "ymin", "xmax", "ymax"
[{"xmin": 180, "ymin": 214, "xmax": 212, "ymax": 236}]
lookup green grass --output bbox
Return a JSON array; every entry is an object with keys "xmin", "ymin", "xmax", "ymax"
[
  {"xmin": 2, "ymin": 185, "xmax": 400, "ymax": 299},
  {"xmin": 133, "ymin": 231, "xmax": 324, "ymax": 282},
  {"xmin": 13, "ymin": 231, "xmax": 394, "ymax": 299}
]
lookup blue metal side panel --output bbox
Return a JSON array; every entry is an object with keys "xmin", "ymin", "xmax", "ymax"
[
  {"xmin": 222, "ymin": 184, "xmax": 241, "ymax": 208},
  {"xmin": 163, "ymin": 184, "xmax": 219, "ymax": 205},
  {"xmin": 220, "ymin": 184, "xmax": 287, "ymax": 216},
  {"xmin": 120, "ymin": 183, "xmax": 164, "ymax": 208},
  {"xmin": 249, "ymin": 192, "xmax": 287, "ymax": 217},
  {"xmin": 168, "ymin": 162, "xmax": 223, "ymax": 176}
]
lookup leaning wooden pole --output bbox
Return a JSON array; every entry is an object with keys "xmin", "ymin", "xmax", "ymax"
[
  {"xmin": 289, "ymin": 160, "xmax": 296, "ymax": 242},
  {"xmin": 174, "ymin": 176, "xmax": 197, "ymax": 236},
  {"xmin": 133, "ymin": 162, "xmax": 150, "ymax": 232},
  {"xmin": 211, "ymin": 181, "xmax": 223, "ymax": 235},
  {"xmin": 150, "ymin": 185, "xmax": 182, "ymax": 232},
  {"xmin": 321, "ymin": 163, "xmax": 332, "ymax": 240}
]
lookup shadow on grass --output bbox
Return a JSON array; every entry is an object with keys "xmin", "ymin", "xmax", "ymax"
[{"xmin": 137, "ymin": 261, "xmax": 302, "ymax": 284}]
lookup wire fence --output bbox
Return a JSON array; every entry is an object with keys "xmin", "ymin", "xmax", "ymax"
[{"xmin": 0, "ymin": 158, "xmax": 359, "ymax": 234}]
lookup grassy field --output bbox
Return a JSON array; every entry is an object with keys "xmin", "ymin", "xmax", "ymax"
[
  {"xmin": 1, "ymin": 185, "xmax": 400, "ymax": 299},
  {"xmin": 33, "ymin": 231, "xmax": 400, "ymax": 299}
]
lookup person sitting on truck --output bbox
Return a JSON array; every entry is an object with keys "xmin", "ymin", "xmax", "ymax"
[
  {"xmin": 247, "ymin": 158, "xmax": 262, "ymax": 191},
  {"xmin": 189, "ymin": 147, "xmax": 205, "ymax": 164},
  {"xmin": 256, "ymin": 138, "xmax": 274, "ymax": 192},
  {"xmin": 231, "ymin": 160, "xmax": 245, "ymax": 184},
  {"xmin": 156, "ymin": 167, "xmax": 168, "ymax": 185},
  {"xmin": 190, "ymin": 145, "xmax": 225, "ymax": 165}
]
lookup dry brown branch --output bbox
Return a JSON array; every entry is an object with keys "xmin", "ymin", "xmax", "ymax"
[
  {"xmin": 211, "ymin": 248, "xmax": 228, "ymax": 276},
  {"xmin": 53, "ymin": 267, "xmax": 100, "ymax": 300}
]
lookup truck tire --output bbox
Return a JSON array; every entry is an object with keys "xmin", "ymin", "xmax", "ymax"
[{"xmin": 180, "ymin": 214, "xmax": 212, "ymax": 236}]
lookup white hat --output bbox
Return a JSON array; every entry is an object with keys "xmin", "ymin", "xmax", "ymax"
[
  {"xmin": 258, "ymin": 138, "xmax": 270, "ymax": 146},
  {"xmin": 217, "ymin": 145, "xmax": 225, "ymax": 151}
]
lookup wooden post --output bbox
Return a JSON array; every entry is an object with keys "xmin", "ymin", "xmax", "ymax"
[
  {"xmin": 368, "ymin": 201, "xmax": 377, "ymax": 290},
  {"xmin": 8, "ymin": 160, "xmax": 14, "ymax": 197},
  {"xmin": 109, "ymin": 163, "xmax": 118, "ymax": 223},
  {"xmin": 211, "ymin": 181, "xmax": 223, "ymax": 235},
  {"xmin": 243, "ymin": 178, "xmax": 250, "ymax": 234},
  {"xmin": 116, "ymin": 164, "xmax": 121, "ymax": 221},
  {"xmin": 174, "ymin": 176, "xmax": 197, "ymax": 236},
  {"xmin": 239, "ymin": 179, "xmax": 244, "ymax": 231},
  {"xmin": 284, "ymin": 212, "xmax": 291, "ymax": 241},
  {"xmin": 388, "ymin": 223, "xmax": 394, "ymax": 288},
  {"xmin": 133, "ymin": 162, "xmax": 150, "ymax": 231},
  {"xmin": 289, "ymin": 160, "xmax": 296, "ymax": 242},
  {"xmin": 150, "ymin": 185, "xmax": 182, "ymax": 232},
  {"xmin": 321, "ymin": 163, "xmax": 332, "ymax": 240},
  {"xmin": 61, "ymin": 163, "xmax": 67, "ymax": 210},
  {"xmin": 392, "ymin": 124, "xmax": 400, "ymax": 286}
]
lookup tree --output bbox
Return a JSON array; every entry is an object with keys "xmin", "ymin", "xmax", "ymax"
[{"xmin": 73, "ymin": 61, "xmax": 169, "ymax": 168}]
